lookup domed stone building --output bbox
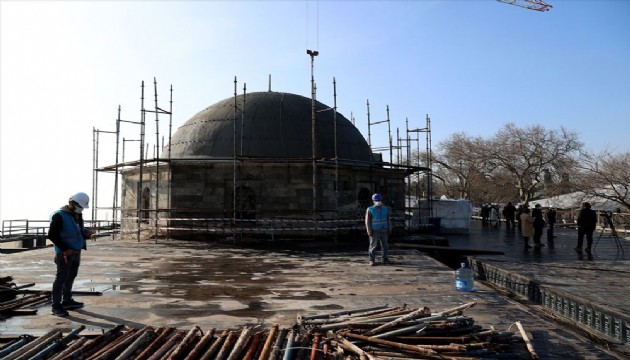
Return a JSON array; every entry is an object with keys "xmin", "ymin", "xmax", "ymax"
[{"xmin": 120, "ymin": 91, "xmax": 415, "ymax": 239}]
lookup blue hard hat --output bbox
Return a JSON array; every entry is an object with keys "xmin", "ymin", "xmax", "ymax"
[{"xmin": 372, "ymin": 193, "xmax": 382, "ymax": 201}]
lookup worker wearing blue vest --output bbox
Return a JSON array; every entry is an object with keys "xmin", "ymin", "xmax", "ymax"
[
  {"xmin": 48, "ymin": 192, "xmax": 93, "ymax": 317},
  {"xmin": 365, "ymin": 193, "xmax": 392, "ymax": 266}
]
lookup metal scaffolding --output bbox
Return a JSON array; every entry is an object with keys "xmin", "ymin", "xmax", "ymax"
[{"xmin": 92, "ymin": 74, "xmax": 433, "ymax": 241}]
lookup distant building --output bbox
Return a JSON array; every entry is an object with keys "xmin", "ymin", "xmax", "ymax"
[{"xmin": 119, "ymin": 91, "xmax": 416, "ymax": 240}]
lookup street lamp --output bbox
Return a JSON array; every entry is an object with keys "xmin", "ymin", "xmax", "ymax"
[{"xmin": 307, "ymin": 49, "xmax": 319, "ymax": 227}]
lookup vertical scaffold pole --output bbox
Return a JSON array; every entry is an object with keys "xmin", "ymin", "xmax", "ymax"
[
  {"xmin": 426, "ymin": 114, "xmax": 433, "ymax": 218},
  {"xmin": 92, "ymin": 127, "xmax": 97, "ymax": 222},
  {"xmin": 137, "ymin": 81, "xmax": 146, "ymax": 242},
  {"xmin": 386, "ymin": 106, "xmax": 392, "ymax": 166},
  {"xmin": 307, "ymin": 49, "xmax": 319, "ymax": 231},
  {"xmin": 153, "ymin": 78, "xmax": 160, "ymax": 243},
  {"xmin": 167, "ymin": 86, "xmax": 173, "ymax": 240},
  {"xmin": 333, "ymin": 77, "xmax": 338, "ymax": 244},
  {"xmin": 114, "ymin": 106, "xmax": 121, "ymax": 229},
  {"xmin": 233, "ymin": 76, "xmax": 238, "ymax": 241}
]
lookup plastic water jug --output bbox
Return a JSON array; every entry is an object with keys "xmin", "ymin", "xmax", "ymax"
[{"xmin": 455, "ymin": 262, "xmax": 475, "ymax": 292}]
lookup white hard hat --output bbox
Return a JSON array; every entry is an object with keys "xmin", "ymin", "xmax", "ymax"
[{"xmin": 69, "ymin": 192, "xmax": 90, "ymax": 209}]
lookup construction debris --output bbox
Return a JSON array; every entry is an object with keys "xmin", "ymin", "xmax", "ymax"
[
  {"xmin": 0, "ymin": 302, "xmax": 534, "ymax": 359},
  {"xmin": 0, "ymin": 277, "xmax": 101, "ymax": 321}
]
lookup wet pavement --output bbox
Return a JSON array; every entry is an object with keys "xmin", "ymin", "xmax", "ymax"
[
  {"xmin": 442, "ymin": 220, "xmax": 630, "ymax": 357},
  {"xmin": 446, "ymin": 221, "xmax": 629, "ymax": 315},
  {"xmin": 0, "ymin": 225, "xmax": 628, "ymax": 359}
]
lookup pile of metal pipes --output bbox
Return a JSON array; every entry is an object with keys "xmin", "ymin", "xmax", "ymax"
[
  {"xmin": 0, "ymin": 276, "xmax": 47, "ymax": 320},
  {"xmin": 1, "ymin": 277, "xmax": 101, "ymax": 321},
  {"xmin": 0, "ymin": 302, "xmax": 533, "ymax": 360},
  {"xmin": 299, "ymin": 302, "xmax": 533, "ymax": 359}
]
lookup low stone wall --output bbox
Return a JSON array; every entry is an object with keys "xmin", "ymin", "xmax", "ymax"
[{"xmin": 469, "ymin": 258, "xmax": 630, "ymax": 346}]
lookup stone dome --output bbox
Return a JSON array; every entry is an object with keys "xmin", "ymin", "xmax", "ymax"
[{"xmin": 166, "ymin": 91, "xmax": 372, "ymax": 161}]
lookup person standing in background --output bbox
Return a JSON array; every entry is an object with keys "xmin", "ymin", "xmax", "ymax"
[
  {"xmin": 48, "ymin": 192, "xmax": 93, "ymax": 317},
  {"xmin": 490, "ymin": 205, "xmax": 500, "ymax": 228},
  {"xmin": 532, "ymin": 204, "xmax": 546, "ymax": 247},
  {"xmin": 576, "ymin": 202, "xmax": 597, "ymax": 253},
  {"xmin": 520, "ymin": 206, "xmax": 534, "ymax": 249},
  {"xmin": 502, "ymin": 202, "xmax": 516, "ymax": 229},
  {"xmin": 365, "ymin": 193, "xmax": 392, "ymax": 266}
]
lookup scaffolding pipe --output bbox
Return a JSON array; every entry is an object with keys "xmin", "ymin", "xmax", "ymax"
[
  {"xmin": 239, "ymin": 84, "xmax": 247, "ymax": 242},
  {"xmin": 233, "ymin": 76, "xmax": 238, "ymax": 242},
  {"xmin": 4, "ymin": 329, "xmax": 61, "ymax": 360},
  {"xmin": 137, "ymin": 81, "xmax": 146, "ymax": 241},
  {"xmin": 0, "ymin": 337, "xmax": 33, "ymax": 358},
  {"xmin": 307, "ymin": 49, "xmax": 319, "ymax": 229},
  {"xmin": 366, "ymin": 99, "xmax": 371, "ymax": 146},
  {"xmin": 114, "ymin": 106, "xmax": 121, "ymax": 227},
  {"xmin": 135, "ymin": 327, "xmax": 176, "ymax": 360},
  {"xmin": 91, "ymin": 127, "xmax": 98, "ymax": 220},
  {"xmin": 426, "ymin": 114, "xmax": 433, "ymax": 218},
  {"xmin": 226, "ymin": 326, "xmax": 253, "ymax": 360},
  {"xmin": 333, "ymin": 77, "xmax": 339, "ymax": 244},
  {"xmin": 167, "ymin": 85, "xmax": 173, "ymax": 240},
  {"xmin": 182, "ymin": 328, "xmax": 216, "ymax": 360},
  {"xmin": 386, "ymin": 105, "xmax": 392, "ymax": 165},
  {"xmin": 257, "ymin": 324, "xmax": 278, "ymax": 360},
  {"xmin": 241, "ymin": 84, "xmax": 246, "ymax": 157},
  {"xmin": 199, "ymin": 330, "xmax": 228, "ymax": 360},
  {"xmin": 153, "ymin": 78, "xmax": 160, "ymax": 242}
]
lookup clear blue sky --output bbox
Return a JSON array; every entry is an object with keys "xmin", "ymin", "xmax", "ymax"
[{"xmin": 1, "ymin": 0, "xmax": 629, "ymax": 221}]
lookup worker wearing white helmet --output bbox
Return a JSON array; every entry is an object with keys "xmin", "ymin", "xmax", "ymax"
[
  {"xmin": 365, "ymin": 193, "xmax": 392, "ymax": 266},
  {"xmin": 47, "ymin": 192, "xmax": 93, "ymax": 317}
]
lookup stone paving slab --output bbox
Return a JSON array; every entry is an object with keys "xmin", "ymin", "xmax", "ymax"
[
  {"xmin": 0, "ymin": 236, "xmax": 625, "ymax": 358},
  {"xmin": 441, "ymin": 220, "xmax": 630, "ymax": 356}
]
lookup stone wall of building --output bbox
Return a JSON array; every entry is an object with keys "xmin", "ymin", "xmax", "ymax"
[{"xmin": 121, "ymin": 160, "xmax": 407, "ymax": 239}]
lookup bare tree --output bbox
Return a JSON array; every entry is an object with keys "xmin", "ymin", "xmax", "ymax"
[
  {"xmin": 481, "ymin": 123, "xmax": 582, "ymax": 205},
  {"xmin": 435, "ymin": 124, "xmax": 582, "ymax": 205},
  {"xmin": 575, "ymin": 150, "xmax": 630, "ymax": 212},
  {"xmin": 433, "ymin": 133, "xmax": 489, "ymax": 202}
]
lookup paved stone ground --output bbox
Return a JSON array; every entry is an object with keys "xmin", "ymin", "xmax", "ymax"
[
  {"xmin": 0, "ymin": 234, "xmax": 626, "ymax": 359},
  {"xmin": 445, "ymin": 220, "xmax": 629, "ymax": 319}
]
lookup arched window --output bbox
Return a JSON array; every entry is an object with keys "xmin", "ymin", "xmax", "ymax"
[{"xmin": 141, "ymin": 187, "xmax": 151, "ymax": 223}]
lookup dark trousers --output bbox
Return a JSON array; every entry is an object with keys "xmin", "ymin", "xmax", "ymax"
[
  {"xmin": 577, "ymin": 227, "xmax": 595, "ymax": 249},
  {"xmin": 533, "ymin": 226, "xmax": 544, "ymax": 244},
  {"xmin": 52, "ymin": 252, "xmax": 81, "ymax": 305}
]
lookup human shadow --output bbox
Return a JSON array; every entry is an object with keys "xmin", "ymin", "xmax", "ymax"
[{"xmin": 69, "ymin": 309, "xmax": 147, "ymax": 329}]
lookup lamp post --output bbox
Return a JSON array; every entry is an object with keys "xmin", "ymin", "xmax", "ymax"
[{"xmin": 307, "ymin": 49, "xmax": 319, "ymax": 228}]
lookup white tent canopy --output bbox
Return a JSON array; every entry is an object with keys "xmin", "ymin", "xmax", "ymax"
[{"xmin": 530, "ymin": 190, "xmax": 625, "ymax": 212}]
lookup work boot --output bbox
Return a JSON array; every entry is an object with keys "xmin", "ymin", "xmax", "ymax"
[{"xmin": 62, "ymin": 299, "xmax": 84, "ymax": 310}]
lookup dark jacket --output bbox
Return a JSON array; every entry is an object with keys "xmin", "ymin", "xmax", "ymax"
[
  {"xmin": 532, "ymin": 207, "xmax": 545, "ymax": 228},
  {"xmin": 502, "ymin": 204, "xmax": 516, "ymax": 220},
  {"xmin": 577, "ymin": 208, "xmax": 597, "ymax": 230}
]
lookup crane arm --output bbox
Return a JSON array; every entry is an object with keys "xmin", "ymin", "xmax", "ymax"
[{"xmin": 497, "ymin": 0, "xmax": 552, "ymax": 12}]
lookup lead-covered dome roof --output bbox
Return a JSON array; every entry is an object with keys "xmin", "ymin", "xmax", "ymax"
[{"xmin": 166, "ymin": 91, "xmax": 371, "ymax": 161}]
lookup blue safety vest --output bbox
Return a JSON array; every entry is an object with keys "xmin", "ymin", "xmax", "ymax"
[
  {"xmin": 51, "ymin": 210, "xmax": 85, "ymax": 254},
  {"xmin": 368, "ymin": 205, "xmax": 389, "ymax": 230}
]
